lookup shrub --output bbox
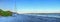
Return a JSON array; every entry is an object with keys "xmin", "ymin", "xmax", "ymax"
[{"xmin": 0, "ymin": 9, "xmax": 12, "ymax": 16}]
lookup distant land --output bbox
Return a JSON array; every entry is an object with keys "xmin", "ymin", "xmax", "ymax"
[{"xmin": 25, "ymin": 13, "xmax": 60, "ymax": 15}]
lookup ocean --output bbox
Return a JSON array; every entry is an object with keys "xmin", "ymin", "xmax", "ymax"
[{"xmin": 0, "ymin": 14, "xmax": 60, "ymax": 22}]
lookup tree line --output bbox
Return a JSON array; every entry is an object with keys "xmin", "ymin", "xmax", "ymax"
[{"xmin": 0, "ymin": 9, "xmax": 12, "ymax": 16}]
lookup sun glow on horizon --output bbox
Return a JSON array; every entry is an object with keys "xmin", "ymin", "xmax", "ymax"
[{"xmin": 17, "ymin": 10, "xmax": 60, "ymax": 14}]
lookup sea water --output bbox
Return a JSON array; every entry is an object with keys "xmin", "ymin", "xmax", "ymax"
[{"xmin": 0, "ymin": 14, "xmax": 60, "ymax": 22}]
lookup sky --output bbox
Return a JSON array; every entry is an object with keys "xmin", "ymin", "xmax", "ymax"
[
  {"xmin": 0, "ymin": 0, "xmax": 60, "ymax": 13},
  {"xmin": 0, "ymin": 0, "xmax": 15, "ymax": 12}
]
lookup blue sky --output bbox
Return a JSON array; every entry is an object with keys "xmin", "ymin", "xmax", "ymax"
[
  {"xmin": 0, "ymin": 0, "xmax": 60, "ymax": 13},
  {"xmin": 0, "ymin": 0, "xmax": 15, "ymax": 12}
]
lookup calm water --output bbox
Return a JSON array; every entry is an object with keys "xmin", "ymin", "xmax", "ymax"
[
  {"xmin": 0, "ymin": 14, "xmax": 60, "ymax": 22},
  {"xmin": 25, "ymin": 14, "xmax": 60, "ymax": 18}
]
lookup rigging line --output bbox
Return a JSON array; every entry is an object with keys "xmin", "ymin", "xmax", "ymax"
[{"xmin": 14, "ymin": 0, "xmax": 17, "ymax": 13}]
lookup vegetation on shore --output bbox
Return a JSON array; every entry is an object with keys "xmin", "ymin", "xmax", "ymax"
[{"xmin": 0, "ymin": 9, "xmax": 12, "ymax": 16}]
